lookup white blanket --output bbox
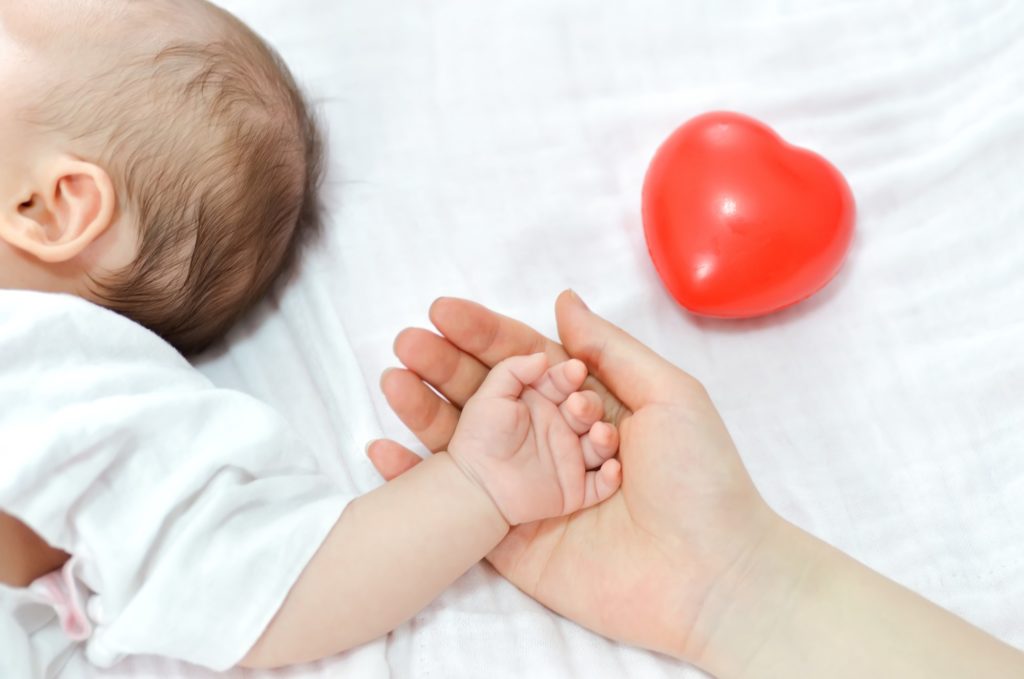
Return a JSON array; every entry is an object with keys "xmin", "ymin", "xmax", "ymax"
[{"xmin": 89, "ymin": 0, "xmax": 1024, "ymax": 676}]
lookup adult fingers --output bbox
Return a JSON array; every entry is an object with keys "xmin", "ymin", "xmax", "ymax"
[
  {"xmin": 430, "ymin": 297, "xmax": 568, "ymax": 368},
  {"xmin": 380, "ymin": 368, "xmax": 460, "ymax": 453},
  {"xmin": 556, "ymin": 291, "xmax": 701, "ymax": 412},
  {"xmin": 366, "ymin": 439, "xmax": 423, "ymax": 481},
  {"xmin": 432, "ymin": 296, "xmax": 630, "ymax": 425},
  {"xmin": 393, "ymin": 327, "xmax": 489, "ymax": 409}
]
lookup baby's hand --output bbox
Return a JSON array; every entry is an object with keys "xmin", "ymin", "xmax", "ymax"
[{"xmin": 448, "ymin": 354, "xmax": 621, "ymax": 525}]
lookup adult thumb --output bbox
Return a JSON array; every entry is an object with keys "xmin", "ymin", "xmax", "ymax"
[{"xmin": 555, "ymin": 290, "xmax": 697, "ymax": 412}]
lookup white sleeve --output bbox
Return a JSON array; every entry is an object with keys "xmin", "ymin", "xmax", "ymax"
[{"xmin": 0, "ymin": 292, "xmax": 352, "ymax": 670}]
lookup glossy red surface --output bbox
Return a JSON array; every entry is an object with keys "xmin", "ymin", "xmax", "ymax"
[{"xmin": 642, "ymin": 111, "xmax": 855, "ymax": 318}]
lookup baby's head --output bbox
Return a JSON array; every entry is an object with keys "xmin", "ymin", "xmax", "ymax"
[{"xmin": 0, "ymin": 1, "xmax": 323, "ymax": 354}]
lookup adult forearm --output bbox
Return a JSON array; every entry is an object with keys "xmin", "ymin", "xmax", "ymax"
[
  {"xmin": 242, "ymin": 452, "xmax": 508, "ymax": 668},
  {"xmin": 688, "ymin": 518, "xmax": 1024, "ymax": 678}
]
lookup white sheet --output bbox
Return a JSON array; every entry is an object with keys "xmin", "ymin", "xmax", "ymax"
[{"xmin": 85, "ymin": 0, "xmax": 1024, "ymax": 676}]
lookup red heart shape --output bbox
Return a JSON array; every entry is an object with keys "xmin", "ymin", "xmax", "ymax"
[{"xmin": 641, "ymin": 111, "xmax": 855, "ymax": 318}]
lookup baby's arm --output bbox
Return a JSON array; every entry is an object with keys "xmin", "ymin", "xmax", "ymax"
[
  {"xmin": 241, "ymin": 355, "xmax": 620, "ymax": 668},
  {"xmin": 0, "ymin": 512, "xmax": 69, "ymax": 587}
]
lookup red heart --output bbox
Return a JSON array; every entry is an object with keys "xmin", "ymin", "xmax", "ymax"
[{"xmin": 641, "ymin": 111, "xmax": 855, "ymax": 318}]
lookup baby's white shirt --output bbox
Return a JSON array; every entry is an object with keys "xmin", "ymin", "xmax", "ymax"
[{"xmin": 0, "ymin": 291, "xmax": 352, "ymax": 675}]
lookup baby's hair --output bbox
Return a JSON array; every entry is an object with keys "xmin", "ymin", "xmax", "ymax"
[{"xmin": 32, "ymin": 7, "xmax": 325, "ymax": 355}]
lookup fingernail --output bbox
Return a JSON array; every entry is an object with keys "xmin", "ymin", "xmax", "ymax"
[
  {"xmin": 569, "ymin": 289, "xmax": 590, "ymax": 310},
  {"xmin": 365, "ymin": 440, "xmax": 377, "ymax": 455}
]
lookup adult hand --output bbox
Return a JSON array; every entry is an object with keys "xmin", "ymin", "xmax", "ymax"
[
  {"xmin": 370, "ymin": 291, "xmax": 1024, "ymax": 677},
  {"xmin": 369, "ymin": 291, "xmax": 777, "ymax": 659}
]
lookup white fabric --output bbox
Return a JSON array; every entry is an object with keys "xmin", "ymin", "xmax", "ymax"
[
  {"xmin": 0, "ymin": 291, "xmax": 351, "ymax": 675},
  {"xmin": 72, "ymin": 0, "xmax": 1024, "ymax": 676}
]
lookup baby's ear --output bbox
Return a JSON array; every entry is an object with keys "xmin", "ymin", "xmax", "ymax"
[{"xmin": 0, "ymin": 156, "xmax": 116, "ymax": 264}]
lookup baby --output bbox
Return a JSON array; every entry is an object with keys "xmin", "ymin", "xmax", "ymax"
[
  {"xmin": 0, "ymin": 1, "xmax": 622, "ymax": 674},
  {"xmin": 1, "ymin": 0, "xmax": 322, "ymax": 354}
]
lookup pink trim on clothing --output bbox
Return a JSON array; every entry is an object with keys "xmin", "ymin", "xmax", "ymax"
[{"xmin": 31, "ymin": 558, "xmax": 93, "ymax": 642}]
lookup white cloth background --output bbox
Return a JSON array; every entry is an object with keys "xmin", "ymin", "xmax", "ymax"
[{"xmin": 84, "ymin": 0, "xmax": 1024, "ymax": 676}]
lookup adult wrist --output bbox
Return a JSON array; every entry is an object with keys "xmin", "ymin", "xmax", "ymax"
[
  {"xmin": 685, "ymin": 511, "xmax": 1024, "ymax": 678},
  {"xmin": 684, "ymin": 514, "xmax": 829, "ymax": 677}
]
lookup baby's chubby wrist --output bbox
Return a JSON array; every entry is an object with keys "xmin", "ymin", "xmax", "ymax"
[
  {"xmin": 444, "ymin": 441, "xmax": 512, "ymax": 522},
  {"xmin": 431, "ymin": 451, "xmax": 510, "ymax": 536}
]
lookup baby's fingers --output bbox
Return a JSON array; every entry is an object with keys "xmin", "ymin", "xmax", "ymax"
[
  {"xmin": 530, "ymin": 359, "xmax": 588, "ymax": 405},
  {"xmin": 559, "ymin": 390, "xmax": 603, "ymax": 435},
  {"xmin": 580, "ymin": 459, "xmax": 622, "ymax": 509},
  {"xmin": 580, "ymin": 421, "xmax": 619, "ymax": 469},
  {"xmin": 478, "ymin": 353, "xmax": 549, "ymax": 400}
]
